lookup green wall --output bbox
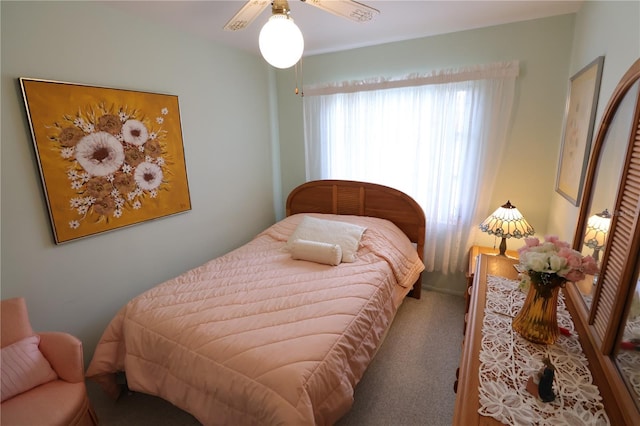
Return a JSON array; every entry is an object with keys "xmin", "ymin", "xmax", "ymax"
[
  {"xmin": 1, "ymin": 1, "xmax": 275, "ymax": 361},
  {"xmin": 547, "ymin": 0, "xmax": 640, "ymax": 241}
]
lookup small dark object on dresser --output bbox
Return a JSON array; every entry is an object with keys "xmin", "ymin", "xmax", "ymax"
[{"xmin": 538, "ymin": 357, "xmax": 556, "ymax": 402}]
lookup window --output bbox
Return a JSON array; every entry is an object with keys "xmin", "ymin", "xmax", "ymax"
[{"xmin": 303, "ymin": 62, "xmax": 519, "ymax": 273}]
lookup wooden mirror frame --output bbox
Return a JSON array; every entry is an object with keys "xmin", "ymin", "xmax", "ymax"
[{"xmin": 566, "ymin": 58, "xmax": 640, "ymax": 425}]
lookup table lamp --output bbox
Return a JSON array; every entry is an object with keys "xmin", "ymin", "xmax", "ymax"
[
  {"xmin": 479, "ymin": 200, "xmax": 534, "ymax": 256},
  {"xmin": 583, "ymin": 209, "xmax": 612, "ymax": 263}
]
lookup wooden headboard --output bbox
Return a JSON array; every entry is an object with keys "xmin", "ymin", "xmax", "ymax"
[{"xmin": 286, "ymin": 180, "xmax": 425, "ymax": 298}]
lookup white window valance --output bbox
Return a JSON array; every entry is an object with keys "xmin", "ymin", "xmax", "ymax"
[{"xmin": 304, "ymin": 60, "xmax": 520, "ymax": 96}]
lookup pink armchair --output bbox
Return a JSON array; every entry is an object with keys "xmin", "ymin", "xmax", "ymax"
[{"xmin": 1, "ymin": 297, "xmax": 98, "ymax": 425}]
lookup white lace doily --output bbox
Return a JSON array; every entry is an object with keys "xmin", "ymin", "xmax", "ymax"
[
  {"xmin": 478, "ymin": 275, "xmax": 610, "ymax": 425},
  {"xmin": 618, "ymin": 314, "xmax": 640, "ymax": 402}
]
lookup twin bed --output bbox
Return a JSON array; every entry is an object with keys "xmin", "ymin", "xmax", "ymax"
[{"xmin": 87, "ymin": 180, "xmax": 426, "ymax": 425}]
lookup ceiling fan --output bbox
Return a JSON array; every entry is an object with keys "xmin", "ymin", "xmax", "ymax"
[
  {"xmin": 224, "ymin": 0, "xmax": 379, "ymax": 69},
  {"xmin": 223, "ymin": 0, "xmax": 380, "ymax": 32}
]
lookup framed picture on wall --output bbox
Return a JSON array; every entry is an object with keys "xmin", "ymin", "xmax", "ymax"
[
  {"xmin": 20, "ymin": 78, "xmax": 192, "ymax": 244},
  {"xmin": 555, "ymin": 56, "xmax": 605, "ymax": 206}
]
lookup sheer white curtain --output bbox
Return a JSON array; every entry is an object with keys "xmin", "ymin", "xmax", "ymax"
[{"xmin": 303, "ymin": 61, "xmax": 519, "ymax": 273}]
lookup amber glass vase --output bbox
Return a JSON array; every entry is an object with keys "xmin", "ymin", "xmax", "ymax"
[{"xmin": 512, "ymin": 271, "xmax": 565, "ymax": 345}]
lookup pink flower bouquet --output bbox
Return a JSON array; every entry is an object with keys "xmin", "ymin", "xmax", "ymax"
[{"xmin": 518, "ymin": 235, "xmax": 599, "ymax": 288}]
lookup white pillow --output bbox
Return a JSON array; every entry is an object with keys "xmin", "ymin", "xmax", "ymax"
[
  {"xmin": 1, "ymin": 335, "xmax": 58, "ymax": 402},
  {"xmin": 291, "ymin": 239, "xmax": 342, "ymax": 266},
  {"xmin": 286, "ymin": 216, "xmax": 366, "ymax": 263}
]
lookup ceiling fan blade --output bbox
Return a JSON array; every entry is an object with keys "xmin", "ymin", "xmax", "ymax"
[
  {"xmin": 223, "ymin": 0, "xmax": 270, "ymax": 31},
  {"xmin": 303, "ymin": 0, "xmax": 379, "ymax": 23}
]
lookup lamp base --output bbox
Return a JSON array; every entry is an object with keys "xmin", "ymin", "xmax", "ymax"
[{"xmin": 498, "ymin": 237, "xmax": 507, "ymax": 256}]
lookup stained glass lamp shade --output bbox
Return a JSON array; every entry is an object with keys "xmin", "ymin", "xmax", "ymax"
[
  {"xmin": 479, "ymin": 200, "xmax": 535, "ymax": 256},
  {"xmin": 583, "ymin": 209, "xmax": 612, "ymax": 262}
]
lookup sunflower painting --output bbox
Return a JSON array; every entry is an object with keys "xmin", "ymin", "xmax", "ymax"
[{"xmin": 20, "ymin": 78, "xmax": 191, "ymax": 244}]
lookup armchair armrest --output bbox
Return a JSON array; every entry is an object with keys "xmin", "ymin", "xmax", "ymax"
[{"xmin": 38, "ymin": 331, "xmax": 85, "ymax": 383}]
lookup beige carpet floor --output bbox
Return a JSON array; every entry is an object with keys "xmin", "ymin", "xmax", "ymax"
[{"xmin": 86, "ymin": 289, "xmax": 465, "ymax": 426}]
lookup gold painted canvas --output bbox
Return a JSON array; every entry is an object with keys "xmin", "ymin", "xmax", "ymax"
[{"xmin": 20, "ymin": 78, "xmax": 191, "ymax": 244}]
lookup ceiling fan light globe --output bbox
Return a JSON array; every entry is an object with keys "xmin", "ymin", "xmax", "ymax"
[{"xmin": 259, "ymin": 15, "xmax": 304, "ymax": 69}]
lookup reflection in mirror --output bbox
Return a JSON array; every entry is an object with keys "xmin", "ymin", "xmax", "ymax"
[
  {"xmin": 616, "ymin": 259, "xmax": 640, "ymax": 410},
  {"xmin": 582, "ymin": 208, "xmax": 612, "ymax": 263},
  {"xmin": 578, "ymin": 208, "xmax": 612, "ymax": 307},
  {"xmin": 576, "ymin": 80, "xmax": 640, "ymax": 309}
]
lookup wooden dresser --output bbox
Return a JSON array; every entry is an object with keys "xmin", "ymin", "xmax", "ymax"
[
  {"xmin": 454, "ymin": 251, "xmax": 615, "ymax": 425},
  {"xmin": 454, "ymin": 253, "xmax": 518, "ymax": 425}
]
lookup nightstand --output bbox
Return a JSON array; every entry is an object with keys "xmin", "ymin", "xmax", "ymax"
[{"xmin": 465, "ymin": 245, "xmax": 519, "ymax": 328}]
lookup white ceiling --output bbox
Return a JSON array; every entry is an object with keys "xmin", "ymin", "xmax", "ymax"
[{"xmin": 103, "ymin": 0, "xmax": 583, "ymax": 57}]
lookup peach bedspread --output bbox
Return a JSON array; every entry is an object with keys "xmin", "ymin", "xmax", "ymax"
[{"xmin": 86, "ymin": 214, "xmax": 424, "ymax": 425}]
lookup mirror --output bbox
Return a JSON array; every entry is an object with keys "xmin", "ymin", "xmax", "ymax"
[
  {"xmin": 615, "ymin": 258, "xmax": 640, "ymax": 409},
  {"xmin": 569, "ymin": 58, "xmax": 640, "ymax": 424},
  {"xmin": 575, "ymin": 81, "xmax": 638, "ymax": 309}
]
